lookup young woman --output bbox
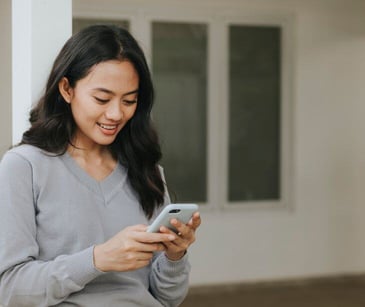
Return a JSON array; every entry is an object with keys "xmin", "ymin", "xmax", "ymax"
[{"xmin": 0, "ymin": 25, "xmax": 201, "ymax": 307}]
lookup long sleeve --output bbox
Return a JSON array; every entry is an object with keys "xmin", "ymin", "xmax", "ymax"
[
  {"xmin": 148, "ymin": 167, "xmax": 191, "ymax": 307},
  {"xmin": 149, "ymin": 252, "xmax": 191, "ymax": 307},
  {"xmin": 0, "ymin": 152, "xmax": 103, "ymax": 307}
]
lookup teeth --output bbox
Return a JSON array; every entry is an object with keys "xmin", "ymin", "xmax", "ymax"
[{"xmin": 99, "ymin": 123, "xmax": 117, "ymax": 130}]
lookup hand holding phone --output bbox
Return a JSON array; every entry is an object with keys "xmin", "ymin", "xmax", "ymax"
[{"xmin": 147, "ymin": 204, "xmax": 199, "ymax": 233}]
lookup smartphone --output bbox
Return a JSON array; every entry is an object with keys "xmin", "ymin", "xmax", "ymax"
[{"xmin": 147, "ymin": 203, "xmax": 199, "ymax": 233}]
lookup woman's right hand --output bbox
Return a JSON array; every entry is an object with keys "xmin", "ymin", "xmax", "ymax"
[{"xmin": 93, "ymin": 224, "xmax": 176, "ymax": 272}]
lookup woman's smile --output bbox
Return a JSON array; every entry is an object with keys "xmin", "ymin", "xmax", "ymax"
[{"xmin": 97, "ymin": 122, "xmax": 119, "ymax": 135}]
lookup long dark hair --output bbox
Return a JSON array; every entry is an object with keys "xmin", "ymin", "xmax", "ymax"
[{"xmin": 21, "ymin": 25, "xmax": 165, "ymax": 218}]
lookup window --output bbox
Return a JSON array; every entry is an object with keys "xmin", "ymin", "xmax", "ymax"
[
  {"xmin": 152, "ymin": 22, "xmax": 208, "ymax": 202},
  {"xmin": 228, "ymin": 25, "xmax": 281, "ymax": 203},
  {"xmin": 72, "ymin": 7, "xmax": 293, "ymax": 209}
]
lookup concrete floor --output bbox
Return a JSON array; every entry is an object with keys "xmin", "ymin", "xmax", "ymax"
[{"xmin": 181, "ymin": 275, "xmax": 365, "ymax": 307}]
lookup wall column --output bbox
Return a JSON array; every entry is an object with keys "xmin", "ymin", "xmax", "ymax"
[
  {"xmin": 0, "ymin": 0, "xmax": 12, "ymax": 156},
  {"xmin": 12, "ymin": 0, "xmax": 72, "ymax": 144}
]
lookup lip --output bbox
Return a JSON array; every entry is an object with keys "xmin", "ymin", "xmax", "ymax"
[{"xmin": 97, "ymin": 123, "xmax": 119, "ymax": 135}]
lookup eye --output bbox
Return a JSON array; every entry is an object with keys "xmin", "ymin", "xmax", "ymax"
[
  {"xmin": 123, "ymin": 99, "xmax": 137, "ymax": 105},
  {"xmin": 94, "ymin": 97, "xmax": 109, "ymax": 104}
]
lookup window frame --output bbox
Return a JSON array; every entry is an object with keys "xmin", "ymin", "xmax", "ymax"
[
  {"xmin": 73, "ymin": 3, "xmax": 294, "ymax": 212},
  {"xmin": 220, "ymin": 14, "xmax": 295, "ymax": 211}
]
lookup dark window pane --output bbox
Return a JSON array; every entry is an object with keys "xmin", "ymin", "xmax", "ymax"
[
  {"xmin": 152, "ymin": 22, "xmax": 207, "ymax": 203},
  {"xmin": 228, "ymin": 25, "xmax": 281, "ymax": 202}
]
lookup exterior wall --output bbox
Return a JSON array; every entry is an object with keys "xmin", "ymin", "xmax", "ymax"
[
  {"xmin": 73, "ymin": 0, "xmax": 365, "ymax": 286},
  {"xmin": 1, "ymin": 0, "xmax": 365, "ymax": 289},
  {"xmin": 0, "ymin": 0, "xmax": 12, "ymax": 156},
  {"xmin": 188, "ymin": 0, "xmax": 365, "ymax": 285},
  {"xmin": 186, "ymin": 0, "xmax": 365, "ymax": 285}
]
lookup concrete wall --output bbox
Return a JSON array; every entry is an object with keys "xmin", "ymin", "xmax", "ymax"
[
  {"xmin": 185, "ymin": 0, "xmax": 365, "ymax": 285},
  {"xmin": 85, "ymin": 0, "xmax": 365, "ymax": 286},
  {"xmin": 0, "ymin": 0, "xmax": 12, "ymax": 156},
  {"xmin": 2, "ymin": 0, "xmax": 365, "ymax": 290}
]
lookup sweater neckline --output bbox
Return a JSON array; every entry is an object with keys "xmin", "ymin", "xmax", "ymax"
[{"xmin": 60, "ymin": 152, "xmax": 127, "ymax": 204}]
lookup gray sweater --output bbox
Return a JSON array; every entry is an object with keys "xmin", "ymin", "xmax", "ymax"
[{"xmin": 0, "ymin": 145, "xmax": 190, "ymax": 307}]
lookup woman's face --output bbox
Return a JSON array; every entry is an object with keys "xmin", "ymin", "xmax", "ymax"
[{"xmin": 59, "ymin": 60, "xmax": 139, "ymax": 150}]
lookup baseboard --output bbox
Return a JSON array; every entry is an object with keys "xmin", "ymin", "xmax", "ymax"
[{"xmin": 187, "ymin": 273, "xmax": 365, "ymax": 295}]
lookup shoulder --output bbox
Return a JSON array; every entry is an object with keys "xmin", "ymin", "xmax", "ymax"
[
  {"xmin": 8, "ymin": 144, "xmax": 46, "ymax": 156},
  {"xmin": 1, "ymin": 145, "xmax": 56, "ymax": 171},
  {"xmin": 4, "ymin": 144, "xmax": 52, "ymax": 162}
]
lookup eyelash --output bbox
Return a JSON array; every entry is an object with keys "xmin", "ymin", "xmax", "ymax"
[
  {"xmin": 94, "ymin": 97, "xmax": 109, "ymax": 103},
  {"xmin": 123, "ymin": 99, "xmax": 137, "ymax": 105},
  {"xmin": 94, "ymin": 97, "xmax": 137, "ymax": 105}
]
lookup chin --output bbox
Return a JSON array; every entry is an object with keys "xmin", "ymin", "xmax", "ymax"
[{"xmin": 94, "ymin": 136, "xmax": 118, "ymax": 146}]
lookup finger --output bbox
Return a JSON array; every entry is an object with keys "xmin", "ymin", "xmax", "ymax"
[
  {"xmin": 169, "ymin": 219, "xmax": 191, "ymax": 236},
  {"xmin": 162, "ymin": 241, "xmax": 177, "ymax": 251},
  {"xmin": 135, "ymin": 231, "xmax": 176, "ymax": 244},
  {"xmin": 125, "ymin": 252, "xmax": 152, "ymax": 263},
  {"xmin": 189, "ymin": 212, "xmax": 201, "ymax": 230},
  {"xmin": 160, "ymin": 225, "xmax": 189, "ymax": 245},
  {"xmin": 170, "ymin": 218, "xmax": 183, "ymax": 229},
  {"xmin": 159, "ymin": 225, "xmax": 181, "ymax": 236},
  {"xmin": 131, "ymin": 224, "xmax": 149, "ymax": 231},
  {"xmin": 148, "ymin": 243, "xmax": 166, "ymax": 252},
  {"xmin": 135, "ymin": 251, "xmax": 155, "ymax": 261},
  {"xmin": 134, "ymin": 241, "xmax": 166, "ymax": 252},
  {"xmin": 163, "ymin": 235, "xmax": 189, "ymax": 251},
  {"xmin": 162, "ymin": 239, "xmax": 182, "ymax": 250}
]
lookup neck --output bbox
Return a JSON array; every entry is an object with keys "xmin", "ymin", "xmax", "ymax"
[
  {"xmin": 68, "ymin": 144, "xmax": 113, "ymax": 163},
  {"xmin": 67, "ymin": 144, "xmax": 118, "ymax": 181}
]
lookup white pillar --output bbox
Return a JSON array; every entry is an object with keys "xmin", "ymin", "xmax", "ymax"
[
  {"xmin": 0, "ymin": 0, "xmax": 12, "ymax": 156},
  {"xmin": 12, "ymin": 0, "xmax": 72, "ymax": 145}
]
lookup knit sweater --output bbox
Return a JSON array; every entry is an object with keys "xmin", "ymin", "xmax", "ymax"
[{"xmin": 0, "ymin": 145, "xmax": 190, "ymax": 307}]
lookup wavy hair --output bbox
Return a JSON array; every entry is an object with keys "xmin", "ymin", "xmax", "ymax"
[{"xmin": 21, "ymin": 25, "xmax": 164, "ymax": 218}]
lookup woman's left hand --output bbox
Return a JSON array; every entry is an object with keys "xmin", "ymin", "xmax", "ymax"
[{"xmin": 159, "ymin": 212, "xmax": 201, "ymax": 261}]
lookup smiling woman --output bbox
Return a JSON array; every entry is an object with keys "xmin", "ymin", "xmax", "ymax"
[
  {"xmin": 0, "ymin": 25, "xmax": 201, "ymax": 307},
  {"xmin": 58, "ymin": 60, "xmax": 139, "ymax": 148}
]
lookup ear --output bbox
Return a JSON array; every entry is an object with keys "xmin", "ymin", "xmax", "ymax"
[{"xmin": 58, "ymin": 77, "xmax": 73, "ymax": 103}]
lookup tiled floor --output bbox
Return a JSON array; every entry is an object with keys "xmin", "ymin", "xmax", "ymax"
[{"xmin": 180, "ymin": 275, "xmax": 365, "ymax": 307}]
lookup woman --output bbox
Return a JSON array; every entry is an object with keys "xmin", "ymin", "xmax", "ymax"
[{"xmin": 0, "ymin": 25, "xmax": 201, "ymax": 307}]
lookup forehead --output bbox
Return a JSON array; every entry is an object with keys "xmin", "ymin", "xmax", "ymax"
[{"xmin": 77, "ymin": 60, "xmax": 139, "ymax": 90}]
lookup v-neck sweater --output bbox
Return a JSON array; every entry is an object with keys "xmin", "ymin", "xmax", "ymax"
[
  {"xmin": 61, "ymin": 151, "xmax": 128, "ymax": 204},
  {"xmin": 0, "ymin": 145, "xmax": 190, "ymax": 307}
]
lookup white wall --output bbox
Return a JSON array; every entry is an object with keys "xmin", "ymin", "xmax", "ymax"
[
  {"xmin": 186, "ymin": 0, "xmax": 365, "ymax": 285},
  {"xmin": 2, "ymin": 0, "xmax": 365, "ymax": 289},
  {"xmin": 85, "ymin": 0, "xmax": 365, "ymax": 286},
  {"xmin": 0, "ymin": 0, "xmax": 12, "ymax": 156},
  {"xmin": 12, "ymin": 0, "xmax": 72, "ymax": 144}
]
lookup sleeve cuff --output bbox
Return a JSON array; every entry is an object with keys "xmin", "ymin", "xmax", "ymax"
[
  {"xmin": 60, "ymin": 246, "xmax": 105, "ymax": 286},
  {"xmin": 154, "ymin": 252, "xmax": 191, "ymax": 277}
]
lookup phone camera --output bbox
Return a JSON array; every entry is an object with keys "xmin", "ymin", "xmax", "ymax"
[{"xmin": 169, "ymin": 209, "xmax": 181, "ymax": 214}]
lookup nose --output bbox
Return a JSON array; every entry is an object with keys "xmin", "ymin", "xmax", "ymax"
[{"xmin": 105, "ymin": 100, "xmax": 123, "ymax": 121}]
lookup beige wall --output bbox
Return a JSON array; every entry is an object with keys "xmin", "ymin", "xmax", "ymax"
[
  {"xmin": 76, "ymin": 0, "xmax": 365, "ymax": 286},
  {"xmin": 0, "ymin": 0, "xmax": 12, "ymax": 157},
  {"xmin": 1, "ymin": 0, "xmax": 365, "ymax": 290},
  {"xmin": 0, "ymin": 2, "xmax": 11, "ymax": 304},
  {"xmin": 187, "ymin": 0, "xmax": 365, "ymax": 285},
  {"xmin": 191, "ymin": 0, "xmax": 365, "ymax": 284}
]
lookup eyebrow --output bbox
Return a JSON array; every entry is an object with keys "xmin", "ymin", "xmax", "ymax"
[{"xmin": 92, "ymin": 88, "xmax": 139, "ymax": 96}]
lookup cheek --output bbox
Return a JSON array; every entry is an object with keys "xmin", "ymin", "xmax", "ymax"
[
  {"xmin": 125, "ymin": 105, "xmax": 138, "ymax": 120},
  {"xmin": 71, "ymin": 99, "xmax": 99, "ymax": 124}
]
